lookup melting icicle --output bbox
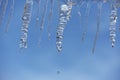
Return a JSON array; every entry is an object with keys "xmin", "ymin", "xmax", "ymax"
[
  {"xmin": 5, "ymin": 0, "xmax": 14, "ymax": 32},
  {"xmin": 56, "ymin": 1, "xmax": 73, "ymax": 52},
  {"xmin": 82, "ymin": 1, "xmax": 91, "ymax": 42},
  {"xmin": 92, "ymin": 1, "xmax": 102, "ymax": 54},
  {"xmin": 0, "ymin": 0, "xmax": 8, "ymax": 27},
  {"xmin": 109, "ymin": 5, "xmax": 117, "ymax": 47},
  {"xmin": 38, "ymin": 0, "xmax": 48, "ymax": 45},
  {"xmin": 20, "ymin": 0, "xmax": 33, "ymax": 49},
  {"xmin": 35, "ymin": 0, "xmax": 40, "ymax": 27},
  {"xmin": 47, "ymin": 0, "xmax": 54, "ymax": 40}
]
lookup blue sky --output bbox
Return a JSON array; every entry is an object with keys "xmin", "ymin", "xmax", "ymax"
[{"xmin": 0, "ymin": 0, "xmax": 120, "ymax": 80}]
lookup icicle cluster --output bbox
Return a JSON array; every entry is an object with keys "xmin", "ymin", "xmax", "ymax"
[
  {"xmin": 56, "ymin": 2, "xmax": 72, "ymax": 52},
  {"xmin": 20, "ymin": 0, "xmax": 33, "ymax": 49},
  {"xmin": 0, "ymin": 0, "xmax": 120, "ymax": 53},
  {"xmin": 109, "ymin": 5, "xmax": 117, "ymax": 47}
]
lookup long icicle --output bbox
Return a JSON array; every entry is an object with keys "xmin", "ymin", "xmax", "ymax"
[
  {"xmin": 92, "ymin": 1, "xmax": 102, "ymax": 54},
  {"xmin": 56, "ymin": 1, "xmax": 73, "ymax": 52},
  {"xmin": 47, "ymin": 0, "xmax": 54, "ymax": 40},
  {"xmin": 0, "ymin": 0, "xmax": 8, "ymax": 27},
  {"xmin": 82, "ymin": 1, "xmax": 91, "ymax": 42},
  {"xmin": 5, "ymin": 0, "xmax": 14, "ymax": 32},
  {"xmin": 109, "ymin": 5, "xmax": 117, "ymax": 47},
  {"xmin": 20, "ymin": 0, "xmax": 33, "ymax": 49},
  {"xmin": 38, "ymin": 0, "xmax": 49, "ymax": 45},
  {"xmin": 35, "ymin": 0, "xmax": 40, "ymax": 27}
]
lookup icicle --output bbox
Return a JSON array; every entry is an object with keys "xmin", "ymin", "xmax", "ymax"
[
  {"xmin": 47, "ymin": 0, "xmax": 54, "ymax": 40},
  {"xmin": 77, "ymin": 7, "xmax": 81, "ymax": 17},
  {"xmin": 35, "ymin": 0, "xmax": 40, "ymax": 27},
  {"xmin": 0, "ymin": 0, "xmax": 8, "ymax": 27},
  {"xmin": 38, "ymin": 0, "xmax": 48, "ymax": 45},
  {"xmin": 5, "ymin": 0, "xmax": 14, "ymax": 32},
  {"xmin": 0, "ymin": 0, "xmax": 2, "ymax": 6},
  {"xmin": 56, "ymin": 1, "xmax": 73, "ymax": 52},
  {"xmin": 76, "ymin": 0, "xmax": 85, "ymax": 30},
  {"xmin": 92, "ymin": 1, "xmax": 102, "ymax": 54},
  {"xmin": 109, "ymin": 5, "xmax": 117, "ymax": 47},
  {"xmin": 77, "ymin": 0, "xmax": 85, "ymax": 16},
  {"xmin": 20, "ymin": 0, "xmax": 33, "ymax": 49},
  {"xmin": 82, "ymin": 1, "xmax": 91, "ymax": 42}
]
